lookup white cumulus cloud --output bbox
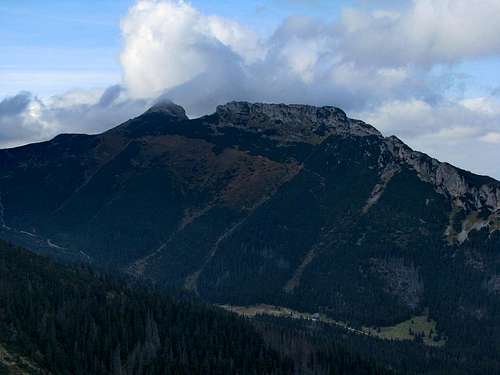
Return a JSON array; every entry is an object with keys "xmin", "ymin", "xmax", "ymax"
[
  {"xmin": 339, "ymin": 0, "xmax": 500, "ymax": 67},
  {"xmin": 120, "ymin": 0, "xmax": 264, "ymax": 98}
]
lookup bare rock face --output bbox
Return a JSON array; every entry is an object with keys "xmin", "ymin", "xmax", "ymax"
[
  {"xmin": 383, "ymin": 135, "xmax": 500, "ymax": 211},
  {"xmin": 216, "ymin": 102, "xmax": 382, "ymax": 143},
  {"xmin": 215, "ymin": 102, "xmax": 500, "ymax": 212}
]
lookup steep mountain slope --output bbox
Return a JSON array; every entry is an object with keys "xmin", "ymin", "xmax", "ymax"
[{"xmin": 0, "ymin": 101, "xmax": 499, "ymax": 366}]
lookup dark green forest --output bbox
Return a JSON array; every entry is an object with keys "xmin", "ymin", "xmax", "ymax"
[{"xmin": 0, "ymin": 240, "xmax": 397, "ymax": 375}]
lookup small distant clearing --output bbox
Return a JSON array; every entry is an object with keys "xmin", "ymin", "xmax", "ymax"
[
  {"xmin": 365, "ymin": 315, "xmax": 446, "ymax": 347},
  {"xmin": 220, "ymin": 304, "xmax": 446, "ymax": 347}
]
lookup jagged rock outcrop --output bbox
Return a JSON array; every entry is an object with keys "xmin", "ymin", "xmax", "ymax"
[
  {"xmin": 216, "ymin": 102, "xmax": 382, "ymax": 143},
  {"xmin": 383, "ymin": 135, "xmax": 500, "ymax": 211},
  {"xmin": 217, "ymin": 102, "xmax": 500, "ymax": 212}
]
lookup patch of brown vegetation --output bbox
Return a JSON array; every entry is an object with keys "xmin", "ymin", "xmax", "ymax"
[{"xmin": 143, "ymin": 135, "xmax": 300, "ymax": 210}]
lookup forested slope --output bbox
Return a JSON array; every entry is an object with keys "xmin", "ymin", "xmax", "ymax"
[{"xmin": 0, "ymin": 240, "xmax": 397, "ymax": 375}]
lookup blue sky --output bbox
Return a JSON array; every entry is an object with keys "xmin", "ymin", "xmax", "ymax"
[
  {"xmin": 1, "ymin": 0, "xmax": 498, "ymax": 98},
  {"xmin": 1, "ymin": 0, "xmax": 500, "ymax": 178},
  {"xmin": 0, "ymin": 0, "xmax": 351, "ymax": 97},
  {"xmin": 0, "ymin": 1, "xmax": 130, "ymax": 97}
]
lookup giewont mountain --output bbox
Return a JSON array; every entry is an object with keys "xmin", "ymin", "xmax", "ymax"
[{"xmin": 1, "ymin": 101, "xmax": 499, "ymax": 356}]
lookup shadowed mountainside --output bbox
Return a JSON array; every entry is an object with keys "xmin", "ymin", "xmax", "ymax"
[{"xmin": 1, "ymin": 101, "xmax": 500, "ymax": 370}]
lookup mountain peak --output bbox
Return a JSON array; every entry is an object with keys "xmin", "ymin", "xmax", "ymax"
[
  {"xmin": 145, "ymin": 99, "xmax": 188, "ymax": 120},
  {"xmin": 215, "ymin": 101, "xmax": 382, "ymax": 143},
  {"xmin": 216, "ymin": 101, "xmax": 348, "ymax": 124}
]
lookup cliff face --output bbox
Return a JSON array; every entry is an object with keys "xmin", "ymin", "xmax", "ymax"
[
  {"xmin": 384, "ymin": 135, "xmax": 500, "ymax": 210},
  {"xmin": 215, "ymin": 102, "xmax": 383, "ymax": 148},
  {"xmin": 0, "ymin": 101, "xmax": 499, "ymax": 332},
  {"xmin": 219, "ymin": 102, "xmax": 500, "ymax": 212}
]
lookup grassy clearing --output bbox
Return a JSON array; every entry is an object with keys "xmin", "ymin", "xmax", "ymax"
[
  {"xmin": 364, "ymin": 315, "xmax": 446, "ymax": 347},
  {"xmin": 220, "ymin": 304, "xmax": 312, "ymax": 320},
  {"xmin": 220, "ymin": 304, "xmax": 446, "ymax": 347},
  {"xmin": 219, "ymin": 304, "xmax": 358, "ymax": 333}
]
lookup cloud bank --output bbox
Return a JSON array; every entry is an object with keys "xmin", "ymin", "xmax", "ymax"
[
  {"xmin": 120, "ymin": 0, "xmax": 500, "ymax": 111},
  {"xmin": 0, "ymin": 87, "xmax": 148, "ymax": 148},
  {"xmin": 2, "ymin": 0, "xmax": 500, "ymax": 178}
]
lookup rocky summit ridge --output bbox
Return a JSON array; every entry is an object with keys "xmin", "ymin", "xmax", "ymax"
[
  {"xmin": 215, "ymin": 101, "xmax": 500, "ymax": 212},
  {"xmin": 216, "ymin": 101, "xmax": 382, "ymax": 142}
]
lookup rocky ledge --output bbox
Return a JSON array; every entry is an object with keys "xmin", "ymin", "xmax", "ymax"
[
  {"xmin": 214, "ymin": 101, "xmax": 500, "ymax": 210},
  {"xmin": 215, "ymin": 102, "xmax": 382, "ymax": 143},
  {"xmin": 384, "ymin": 136, "xmax": 500, "ymax": 211}
]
